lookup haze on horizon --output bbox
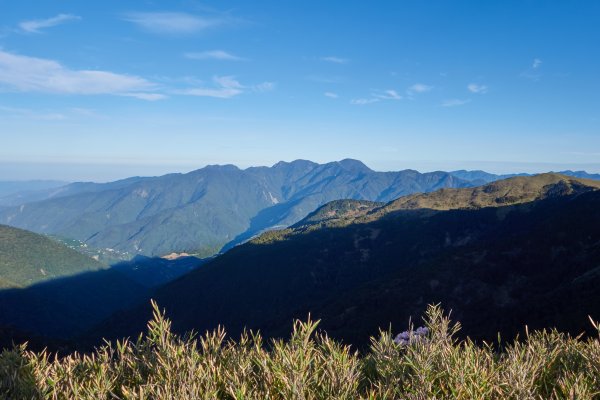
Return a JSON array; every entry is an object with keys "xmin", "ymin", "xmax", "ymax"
[{"xmin": 1, "ymin": 1, "xmax": 599, "ymax": 181}]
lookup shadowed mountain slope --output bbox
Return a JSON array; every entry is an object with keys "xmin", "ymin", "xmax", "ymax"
[
  {"xmin": 0, "ymin": 225, "xmax": 205, "ymax": 341},
  {"xmin": 87, "ymin": 174, "xmax": 600, "ymax": 347},
  {"xmin": 0, "ymin": 269, "xmax": 148, "ymax": 340},
  {"xmin": 0, "ymin": 225, "xmax": 151, "ymax": 341}
]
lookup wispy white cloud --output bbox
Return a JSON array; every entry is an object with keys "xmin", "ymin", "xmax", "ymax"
[
  {"xmin": 178, "ymin": 76, "xmax": 273, "ymax": 98},
  {"xmin": 0, "ymin": 50, "xmax": 274, "ymax": 101},
  {"xmin": 322, "ymin": 56, "xmax": 348, "ymax": 64},
  {"xmin": 441, "ymin": 98, "xmax": 470, "ymax": 107},
  {"xmin": 181, "ymin": 76, "xmax": 243, "ymax": 98},
  {"xmin": 324, "ymin": 92, "xmax": 339, "ymax": 98},
  {"xmin": 254, "ymin": 81, "xmax": 275, "ymax": 92},
  {"xmin": 467, "ymin": 83, "xmax": 488, "ymax": 94},
  {"xmin": 0, "ymin": 105, "xmax": 107, "ymax": 120},
  {"xmin": 0, "ymin": 105, "xmax": 66, "ymax": 120},
  {"xmin": 350, "ymin": 98, "xmax": 380, "ymax": 105},
  {"xmin": 0, "ymin": 50, "xmax": 162, "ymax": 100},
  {"xmin": 352, "ymin": 89, "xmax": 402, "ymax": 105},
  {"xmin": 407, "ymin": 83, "xmax": 433, "ymax": 94},
  {"xmin": 521, "ymin": 58, "xmax": 543, "ymax": 81},
  {"xmin": 122, "ymin": 12, "xmax": 225, "ymax": 35},
  {"xmin": 19, "ymin": 14, "xmax": 81, "ymax": 33},
  {"xmin": 184, "ymin": 50, "xmax": 245, "ymax": 61},
  {"xmin": 374, "ymin": 89, "xmax": 402, "ymax": 100},
  {"xmin": 122, "ymin": 93, "xmax": 167, "ymax": 101}
]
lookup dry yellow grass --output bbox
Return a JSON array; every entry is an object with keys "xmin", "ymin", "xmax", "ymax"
[{"xmin": 1, "ymin": 303, "xmax": 599, "ymax": 399}]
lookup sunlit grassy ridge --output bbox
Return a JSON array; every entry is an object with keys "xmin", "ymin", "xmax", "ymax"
[
  {"xmin": 0, "ymin": 225, "xmax": 104, "ymax": 288},
  {"xmin": 1, "ymin": 303, "xmax": 598, "ymax": 399}
]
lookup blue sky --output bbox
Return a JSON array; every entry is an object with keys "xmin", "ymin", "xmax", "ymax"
[{"xmin": 1, "ymin": 1, "xmax": 599, "ymax": 181}]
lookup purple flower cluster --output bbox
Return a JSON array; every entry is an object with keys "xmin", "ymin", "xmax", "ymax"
[{"xmin": 393, "ymin": 326, "xmax": 429, "ymax": 346}]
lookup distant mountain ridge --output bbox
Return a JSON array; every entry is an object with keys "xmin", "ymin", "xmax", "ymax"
[
  {"xmin": 0, "ymin": 160, "xmax": 475, "ymax": 257},
  {"xmin": 0, "ymin": 180, "xmax": 68, "ymax": 198},
  {"xmin": 1, "ymin": 163, "xmax": 598, "ymax": 259},
  {"xmin": 557, "ymin": 170, "xmax": 600, "ymax": 180},
  {"xmin": 0, "ymin": 180, "xmax": 70, "ymax": 206},
  {"xmin": 449, "ymin": 169, "xmax": 600, "ymax": 184},
  {"xmin": 0, "ymin": 177, "xmax": 149, "ymax": 207}
]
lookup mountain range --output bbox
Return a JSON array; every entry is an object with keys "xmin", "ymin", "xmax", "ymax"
[
  {"xmin": 0, "ymin": 160, "xmax": 477, "ymax": 257},
  {"xmin": 2, "ymin": 162, "xmax": 598, "ymax": 260},
  {"xmin": 449, "ymin": 169, "xmax": 600, "ymax": 184},
  {"xmin": 1, "ymin": 163, "xmax": 600, "ymax": 349},
  {"xmin": 86, "ymin": 173, "xmax": 600, "ymax": 347}
]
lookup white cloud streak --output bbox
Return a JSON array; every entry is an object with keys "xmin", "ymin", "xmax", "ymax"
[
  {"xmin": 19, "ymin": 14, "xmax": 81, "ymax": 33},
  {"xmin": 0, "ymin": 105, "xmax": 66, "ymax": 120},
  {"xmin": 350, "ymin": 98, "xmax": 380, "ymax": 105},
  {"xmin": 122, "ymin": 12, "xmax": 225, "ymax": 35},
  {"xmin": 0, "ymin": 105, "xmax": 105, "ymax": 120},
  {"xmin": 374, "ymin": 90, "xmax": 402, "ymax": 100},
  {"xmin": 0, "ymin": 50, "xmax": 273, "ymax": 101},
  {"xmin": 184, "ymin": 50, "xmax": 245, "ymax": 61},
  {"xmin": 181, "ymin": 76, "xmax": 243, "ymax": 98},
  {"xmin": 322, "ymin": 56, "xmax": 348, "ymax": 64},
  {"xmin": 0, "ymin": 50, "xmax": 162, "ymax": 100},
  {"xmin": 324, "ymin": 92, "xmax": 339, "ymax": 98},
  {"xmin": 441, "ymin": 98, "xmax": 471, "ymax": 107},
  {"xmin": 178, "ymin": 76, "xmax": 273, "ymax": 98},
  {"xmin": 122, "ymin": 93, "xmax": 167, "ymax": 101},
  {"xmin": 254, "ymin": 81, "xmax": 275, "ymax": 92},
  {"xmin": 521, "ymin": 58, "xmax": 543, "ymax": 81},
  {"xmin": 352, "ymin": 89, "xmax": 401, "ymax": 105},
  {"xmin": 467, "ymin": 83, "xmax": 488, "ymax": 94},
  {"xmin": 407, "ymin": 83, "xmax": 433, "ymax": 94}
]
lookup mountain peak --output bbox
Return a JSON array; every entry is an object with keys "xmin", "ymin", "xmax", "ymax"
[
  {"xmin": 272, "ymin": 159, "xmax": 318, "ymax": 169},
  {"xmin": 337, "ymin": 159, "xmax": 372, "ymax": 173},
  {"xmin": 203, "ymin": 164, "xmax": 240, "ymax": 172},
  {"xmin": 556, "ymin": 170, "xmax": 600, "ymax": 180}
]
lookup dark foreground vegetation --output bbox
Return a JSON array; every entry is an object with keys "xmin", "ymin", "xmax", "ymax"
[{"xmin": 1, "ymin": 303, "xmax": 599, "ymax": 399}]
